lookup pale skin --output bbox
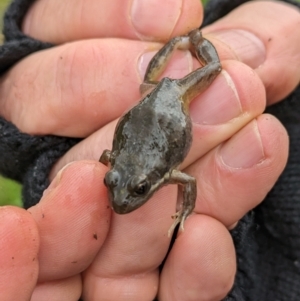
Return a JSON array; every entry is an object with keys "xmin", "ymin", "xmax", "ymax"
[{"xmin": 0, "ymin": 1, "xmax": 299, "ymax": 300}]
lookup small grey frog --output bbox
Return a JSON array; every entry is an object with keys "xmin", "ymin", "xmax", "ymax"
[{"xmin": 100, "ymin": 29, "xmax": 221, "ymax": 235}]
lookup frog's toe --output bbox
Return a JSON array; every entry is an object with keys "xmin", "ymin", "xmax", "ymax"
[
  {"xmin": 168, "ymin": 211, "xmax": 182, "ymax": 237},
  {"xmin": 179, "ymin": 216, "xmax": 186, "ymax": 232}
]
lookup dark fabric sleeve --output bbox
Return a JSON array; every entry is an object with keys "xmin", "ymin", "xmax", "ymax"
[{"xmin": 0, "ymin": 1, "xmax": 299, "ymax": 300}]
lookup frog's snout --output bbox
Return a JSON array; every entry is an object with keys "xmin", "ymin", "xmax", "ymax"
[
  {"xmin": 109, "ymin": 187, "xmax": 148, "ymax": 214},
  {"xmin": 111, "ymin": 201, "xmax": 131, "ymax": 214}
]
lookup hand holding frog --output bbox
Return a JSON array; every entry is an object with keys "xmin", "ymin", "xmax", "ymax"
[{"xmin": 0, "ymin": 1, "xmax": 299, "ymax": 300}]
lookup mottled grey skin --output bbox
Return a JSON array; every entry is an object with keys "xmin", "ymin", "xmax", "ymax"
[{"xmin": 100, "ymin": 29, "xmax": 221, "ymax": 235}]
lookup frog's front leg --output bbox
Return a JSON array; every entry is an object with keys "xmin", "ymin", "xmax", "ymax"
[
  {"xmin": 166, "ymin": 169, "xmax": 197, "ymax": 237},
  {"xmin": 99, "ymin": 149, "xmax": 111, "ymax": 166}
]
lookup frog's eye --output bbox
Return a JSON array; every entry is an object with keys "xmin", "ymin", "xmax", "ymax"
[
  {"xmin": 134, "ymin": 180, "xmax": 149, "ymax": 196},
  {"xmin": 128, "ymin": 176, "xmax": 150, "ymax": 197},
  {"xmin": 104, "ymin": 170, "xmax": 119, "ymax": 188}
]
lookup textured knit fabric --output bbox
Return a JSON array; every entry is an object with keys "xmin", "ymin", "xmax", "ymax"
[{"xmin": 0, "ymin": 0, "xmax": 299, "ymax": 300}]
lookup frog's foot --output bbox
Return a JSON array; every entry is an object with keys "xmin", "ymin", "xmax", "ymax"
[
  {"xmin": 99, "ymin": 149, "xmax": 111, "ymax": 166},
  {"xmin": 167, "ymin": 170, "xmax": 197, "ymax": 237},
  {"xmin": 168, "ymin": 210, "xmax": 189, "ymax": 237}
]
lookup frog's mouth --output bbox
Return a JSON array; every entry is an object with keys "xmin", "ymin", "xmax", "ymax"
[
  {"xmin": 111, "ymin": 199, "xmax": 145, "ymax": 214},
  {"xmin": 111, "ymin": 202, "xmax": 132, "ymax": 214},
  {"xmin": 109, "ymin": 190, "xmax": 149, "ymax": 215}
]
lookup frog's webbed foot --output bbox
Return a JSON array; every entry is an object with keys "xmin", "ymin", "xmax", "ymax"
[
  {"xmin": 99, "ymin": 149, "xmax": 111, "ymax": 166},
  {"xmin": 167, "ymin": 170, "xmax": 197, "ymax": 237},
  {"xmin": 168, "ymin": 210, "xmax": 190, "ymax": 238}
]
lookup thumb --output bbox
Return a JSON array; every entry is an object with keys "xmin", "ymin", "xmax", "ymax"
[{"xmin": 203, "ymin": 1, "xmax": 300, "ymax": 104}]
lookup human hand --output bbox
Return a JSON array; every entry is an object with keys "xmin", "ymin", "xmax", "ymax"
[{"xmin": 0, "ymin": 0, "xmax": 299, "ymax": 300}]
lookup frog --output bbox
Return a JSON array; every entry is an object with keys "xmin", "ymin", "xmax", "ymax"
[{"xmin": 100, "ymin": 29, "xmax": 221, "ymax": 236}]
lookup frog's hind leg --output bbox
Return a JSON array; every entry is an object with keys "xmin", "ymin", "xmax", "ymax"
[
  {"xmin": 188, "ymin": 29, "xmax": 220, "ymax": 65},
  {"xmin": 140, "ymin": 34, "xmax": 191, "ymax": 94},
  {"xmin": 167, "ymin": 169, "xmax": 197, "ymax": 237},
  {"xmin": 177, "ymin": 29, "xmax": 222, "ymax": 106}
]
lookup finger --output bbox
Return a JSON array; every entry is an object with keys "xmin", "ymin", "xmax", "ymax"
[
  {"xmin": 0, "ymin": 38, "xmax": 194, "ymax": 136},
  {"xmin": 27, "ymin": 161, "xmax": 111, "ymax": 282},
  {"xmin": 50, "ymin": 60, "xmax": 266, "ymax": 177},
  {"xmin": 23, "ymin": 0, "xmax": 202, "ymax": 43},
  {"xmin": 159, "ymin": 215, "xmax": 236, "ymax": 301},
  {"xmin": 0, "ymin": 206, "xmax": 39, "ymax": 301},
  {"xmin": 186, "ymin": 114, "xmax": 288, "ymax": 227},
  {"xmin": 203, "ymin": 1, "xmax": 300, "ymax": 103},
  {"xmin": 82, "ymin": 185, "xmax": 177, "ymax": 301},
  {"xmin": 30, "ymin": 276, "xmax": 81, "ymax": 301}
]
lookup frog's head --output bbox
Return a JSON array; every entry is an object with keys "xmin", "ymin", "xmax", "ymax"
[{"xmin": 103, "ymin": 168, "xmax": 160, "ymax": 214}]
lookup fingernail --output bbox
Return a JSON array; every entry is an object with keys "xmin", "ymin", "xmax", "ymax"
[
  {"xmin": 44, "ymin": 162, "xmax": 76, "ymax": 194},
  {"xmin": 138, "ymin": 49, "xmax": 192, "ymax": 81},
  {"xmin": 220, "ymin": 120, "xmax": 265, "ymax": 169},
  {"xmin": 190, "ymin": 70, "xmax": 242, "ymax": 125},
  {"xmin": 210, "ymin": 29, "xmax": 266, "ymax": 68},
  {"xmin": 130, "ymin": 0, "xmax": 182, "ymax": 40}
]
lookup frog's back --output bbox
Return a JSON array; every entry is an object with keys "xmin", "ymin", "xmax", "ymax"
[{"xmin": 112, "ymin": 78, "xmax": 192, "ymax": 176}]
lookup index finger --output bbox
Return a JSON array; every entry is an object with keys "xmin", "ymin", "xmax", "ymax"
[{"xmin": 23, "ymin": 0, "xmax": 203, "ymax": 43}]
